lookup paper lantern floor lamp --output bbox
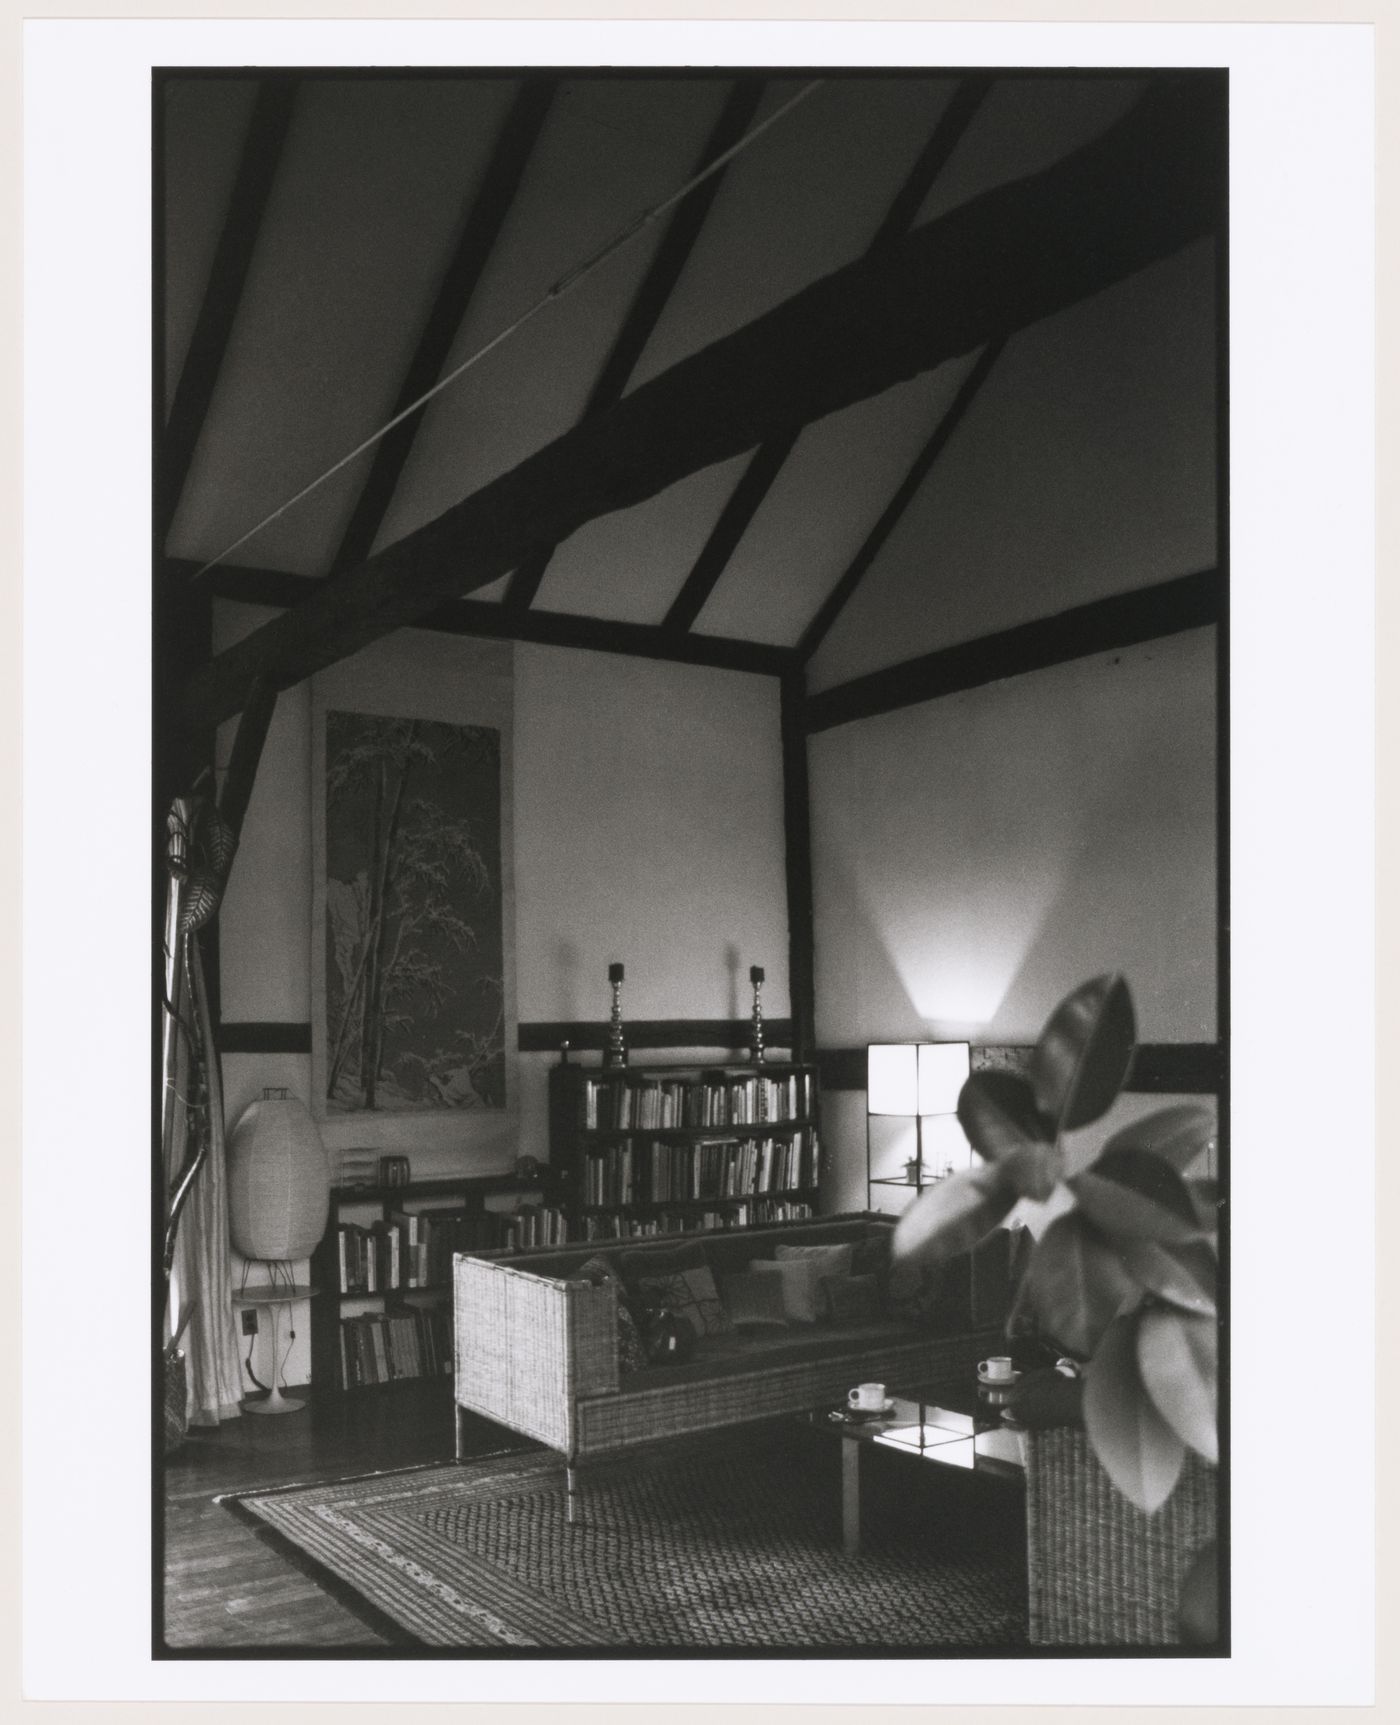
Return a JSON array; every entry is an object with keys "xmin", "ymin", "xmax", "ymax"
[{"xmin": 227, "ymin": 1087, "xmax": 331, "ymax": 1415}]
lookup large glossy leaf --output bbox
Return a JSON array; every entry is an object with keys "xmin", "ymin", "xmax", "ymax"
[
  {"xmin": 1099, "ymin": 1104, "xmax": 1217, "ymax": 1175},
  {"xmin": 1119, "ymin": 1236, "xmax": 1218, "ymax": 1315},
  {"xmin": 999, "ymin": 1141, "xmax": 1063, "ymax": 1202},
  {"xmin": 1016, "ymin": 1211, "xmax": 1140, "ymax": 1357},
  {"xmin": 891, "ymin": 1164, "xmax": 1015, "ymax": 1266},
  {"xmin": 1084, "ymin": 1309, "xmax": 1187, "ymax": 1512},
  {"xmin": 957, "ymin": 1070, "xmax": 1052, "ymax": 1163},
  {"xmin": 1029, "ymin": 974, "xmax": 1136, "ymax": 1132},
  {"xmin": 1138, "ymin": 1308, "xmax": 1218, "ymax": 1462},
  {"xmin": 1070, "ymin": 1146, "xmax": 1205, "ymax": 1245}
]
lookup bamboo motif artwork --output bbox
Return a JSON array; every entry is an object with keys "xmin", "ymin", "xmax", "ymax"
[{"xmin": 320, "ymin": 711, "xmax": 507, "ymax": 1115}]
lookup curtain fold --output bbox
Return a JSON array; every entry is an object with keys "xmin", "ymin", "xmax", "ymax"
[{"xmin": 163, "ymin": 805, "xmax": 244, "ymax": 1425}]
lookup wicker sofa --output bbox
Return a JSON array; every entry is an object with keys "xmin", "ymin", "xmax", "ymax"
[{"xmin": 452, "ymin": 1212, "xmax": 1002, "ymax": 1515}]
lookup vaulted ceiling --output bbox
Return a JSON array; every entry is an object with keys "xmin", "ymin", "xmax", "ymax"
[{"xmin": 158, "ymin": 68, "xmax": 1222, "ymax": 757}]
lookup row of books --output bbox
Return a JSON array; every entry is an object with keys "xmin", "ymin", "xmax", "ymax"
[
  {"xmin": 335, "ymin": 1202, "xmax": 571, "ymax": 1292},
  {"xmin": 579, "ymin": 1071, "xmax": 814, "ymax": 1131},
  {"xmin": 338, "ymin": 1306, "xmax": 452, "ymax": 1390},
  {"xmin": 579, "ymin": 1199, "xmax": 815, "ymax": 1242},
  {"xmin": 508, "ymin": 1203, "xmax": 569, "ymax": 1249},
  {"xmin": 580, "ymin": 1132, "xmax": 819, "ymax": 1208}
]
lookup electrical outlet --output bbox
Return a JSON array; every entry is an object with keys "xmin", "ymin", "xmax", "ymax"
[{"xmin": 241, "ymin": 1308, "xmax": 259, "ymax": 1335}]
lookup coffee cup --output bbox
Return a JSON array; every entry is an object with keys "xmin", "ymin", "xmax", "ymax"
[
  {"xmin": 978, "ymin": 1356, "xmax": 1014, "ymax": 1382},
  {"xmin": 847, "ymin": 1382, "xmax": 887, "ymax": 1412}
]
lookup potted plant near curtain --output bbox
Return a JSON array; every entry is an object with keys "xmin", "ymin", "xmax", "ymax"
[{"xmin": 892, "ymin": 975, "xmax": 1219, "ymax": 1643}]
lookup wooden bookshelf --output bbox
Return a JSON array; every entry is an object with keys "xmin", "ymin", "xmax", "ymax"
[
  {"xmin": 307, "ymin": 1171, "xmax": 565, "ymax": 1397},
  {"xmin": 549, "ymin": 1059, "xmax": 822, "ymax": 1243}
]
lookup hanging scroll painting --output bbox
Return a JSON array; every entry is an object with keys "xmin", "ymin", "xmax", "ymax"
[{"xmin": 311, "ymin": 635, "xmax": 516, "ymax": 1127}]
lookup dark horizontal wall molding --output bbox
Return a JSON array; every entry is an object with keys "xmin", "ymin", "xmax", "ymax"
[
  {"xmin": 818, "ymin": 1041, "xmax": 1222, "ymax": 1096},
  {"xmin": 181, "ymin": 559, "xmax": 792, "ymax": 678},
  {"xmin": 803, "ymin": 569, "xmax": 1222, "ymax": 735},
  {"xmin": 217, "ymin": 1021, "xmax": 312, "ymax": 1055},
  {"xmin": 519, "ymin": 1019, "xmax": 794, "ymax": 1056},
  {"xmin": 1128, "ymin": 1043, "xmax": 1225, "ymax": 1094}
]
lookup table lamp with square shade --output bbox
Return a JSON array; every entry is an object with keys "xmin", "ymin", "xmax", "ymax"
[{"xmin": 866, "ymin": 1042, "xmax": 971, "ymax": 1203}]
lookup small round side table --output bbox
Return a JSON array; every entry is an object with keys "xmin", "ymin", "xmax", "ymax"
[{"xmin": 232, "ymin": 1282, "xmax": 319, "ymax": 1415}]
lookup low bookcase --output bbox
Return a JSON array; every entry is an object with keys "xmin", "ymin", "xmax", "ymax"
[
  {"xmin": 548, "ymin": 1058, "xmax": 822, "ymax": 1242},
  {"xmin": 307, "ymin": 1171, "xmax": 565, "ymax": 1396}
]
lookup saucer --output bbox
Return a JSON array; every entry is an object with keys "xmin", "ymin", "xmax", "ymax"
[
  {"xmin": 977, "ymin": 1370, "xmax": 1020, "ymax": 1388},
  {"xmin": 844, "ymin": 1399, "xmax": 896, "ymax": 1420}
]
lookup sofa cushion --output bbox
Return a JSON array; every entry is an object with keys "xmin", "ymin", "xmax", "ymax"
[
  {"xmin": 718, "ymin": 1269, "xmax": 790, "ymax": 1330},
  {"xmin": 851, "ymin": 1229, "xmax": 892, "ymax": 1286},
  {"xmin": 821, "ymin": 1272, "xmax": 882, "ymax": 1325},
  {"xmin": 703, "ymin": 1217, "xmax": 882, "ymax": 1281},
  {"xmin": 885, "ymin": 1256, "xmax": 957, "ymax": 1329},
  {"xmin": 632, "ymin": 1263, "xmax": 731, "ymax": 1337},
  {"xmin": 748, "ymin": 1257, "xmax": 824, "ymax": 1324},
  {"xmin": 774, "ymin": 1241, "xmax": 854, "ymax": 1318}
]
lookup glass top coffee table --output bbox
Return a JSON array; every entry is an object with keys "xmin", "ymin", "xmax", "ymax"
[{"xmin": 805, "ymin": 1380, "xmax": 1028, "ymax": 1555}]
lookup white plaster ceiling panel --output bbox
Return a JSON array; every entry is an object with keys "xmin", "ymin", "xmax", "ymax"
[
  {"xmin": 625, "ymin": 76, "xmax": 961, "ymax": 391},
  {"xmin": 807, "ymin": 240, "xmax": 1217, "ymax": 695},
  {"xmin": 535, "ymin": 453, "xmax": 752, "ymax": 624},
  {"xmin": 373, "ymin": 78, "xmax": 727, "ymax": 555},
  {"xmin": 162, "ymin": 78, "xmax": 259, "ymax": 417},
  {"xmin": 915, "ymin": 76, "xmax": 1147, "ymax": 228},
  {"xmin": 691, "ymin": 357, "xmax": 981, "ymax": 647},
  {"xmin": 168, "ymin": 78, "xmax": 514, "ymax": 575}
]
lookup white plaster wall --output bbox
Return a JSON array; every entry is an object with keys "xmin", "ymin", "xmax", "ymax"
[
  {"xmin": 211, "ymin": 608, "xmax": 791, "ymax": 1385},
  {"xmin": 809, "ymin": 627, "xmax": 1218, "ymax": 1203}
]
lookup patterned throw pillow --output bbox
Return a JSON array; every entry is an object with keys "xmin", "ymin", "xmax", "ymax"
[
  {"xmin": 633, "ymin": 1264, "xmax": 732, "ymax": 1338},
  {"xmin": 821, "ymin": 1272, "xmax": 882, "ymax": 1325},
  {"xmin": 720, "ymin": 1270, "xmax": 790, "ymax": 1330},
  {"xmin": 576, "ymin": 1253, "xmax": 648, "ymax": 1374}
]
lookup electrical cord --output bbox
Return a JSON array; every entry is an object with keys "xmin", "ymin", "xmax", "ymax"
[{"xmin": 240, "ymin": 1259, "xmax": 303, "ymax": 1396}]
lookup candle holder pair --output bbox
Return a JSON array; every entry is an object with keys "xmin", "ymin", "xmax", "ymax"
[{"xmin": 600, "ymin": 960, "xmax": 768, "ymax": 1068}]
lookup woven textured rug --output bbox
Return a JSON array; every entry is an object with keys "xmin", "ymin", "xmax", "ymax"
[{"xmin": 226, "ymin": 1431, "xmax": 1027, "ymax": 1649}]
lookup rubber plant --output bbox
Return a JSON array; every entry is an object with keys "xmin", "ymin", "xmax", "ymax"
[{"xmin": 892, "ymin": 975, "xmax": 1219, "ymax": 1523}]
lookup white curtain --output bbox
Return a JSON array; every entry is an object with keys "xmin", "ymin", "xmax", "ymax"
[{"xmin": 163, "ymin": 825, "xmax": 244, "ymax": 1425}]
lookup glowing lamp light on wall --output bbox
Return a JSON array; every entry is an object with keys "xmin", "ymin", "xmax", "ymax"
[{"xmin": 867, "ymin": 1042, "xmax": 971, "ymax": 1205}]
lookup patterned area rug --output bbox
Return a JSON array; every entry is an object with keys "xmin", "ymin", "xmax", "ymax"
[{"xmin": 225, "ymin": 1431, "xmax": 1027, "ymax": 1649}]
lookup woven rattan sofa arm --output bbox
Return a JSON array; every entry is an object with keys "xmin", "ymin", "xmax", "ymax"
[
  {"xmin": 1025, "ymin": 1425, "xmax": 1217, "ymax": 1646},
  {"xmin": 454, "ymin": 1255, "xmax": 619, "ymax": 1453}
]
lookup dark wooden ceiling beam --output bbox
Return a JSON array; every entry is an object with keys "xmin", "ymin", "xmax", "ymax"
[
  {"xmin": 796, "ymin": 336, "xmax": 1006, "ymax": 663},
  {"xmin": 503, "ymin": 77, "xmax": 766, "ymax": 614},
  {"xmin": 661, "ymin": 74, "xmax": 995, "ymax": 638},
  {"xmin": 177, "ymin": 557, "xmax": 792, "ymax": 677},
  {"xmin": 331, "ymin": 78, "xmax": 556, "ymax": 574},
  {"xmin": 802, "ymin": 568, "xmax": 1223, "ymax": 734},
  {"xmin": 181, "ymin": 76, "xmax": 1225, "ymax": 732},
  {"xmin": 160, "ymin": 80, "xmax": 298, "ymax": 545}
]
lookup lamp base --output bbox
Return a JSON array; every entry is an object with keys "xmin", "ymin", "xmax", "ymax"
[{"xmin": 242, "ymin": 1384, "xmax": 307, "ymax": 1416}]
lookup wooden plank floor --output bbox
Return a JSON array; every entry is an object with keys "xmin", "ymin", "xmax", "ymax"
[{"xmin": 161, "ymin": 1379, "xmax": 528, "ymax": 1650}]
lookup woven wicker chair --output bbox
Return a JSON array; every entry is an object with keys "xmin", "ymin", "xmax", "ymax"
[{"xmin": 1025, "ymin": 1425, "xmax": 1217, "ymax": 1645}]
